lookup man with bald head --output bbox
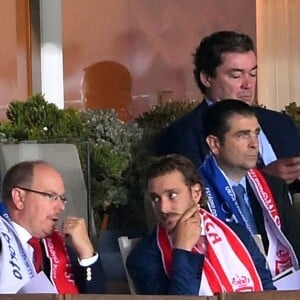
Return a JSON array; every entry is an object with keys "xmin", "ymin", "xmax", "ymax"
[{"xmin": 0, "ymin": 160, "xmax": 105, "ymax": 294}]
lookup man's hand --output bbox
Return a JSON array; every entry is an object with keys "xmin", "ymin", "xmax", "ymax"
[
  {"xmin": 172, "ymin": 204, "xmax": 201, "ymax": 252},
  {"xmin": 261, "ymin": 156, "xmax": 300, "ymax": 184},
  {"xmin": 62, "ymin": 217, "xmax": 94, "ymax": 260}
]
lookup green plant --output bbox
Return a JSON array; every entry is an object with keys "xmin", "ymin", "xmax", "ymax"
[
  {"xmin": 124, "ymin": 100, "xmax": 200, "ymax": 229},
  {"xmin": 3, "ymin": 93, "xmax": 84, "ymax": 140},
  {"xmin": 80, "ymin": 109, "xmax": 143, "ymax": 228},
  {"xmin": 285, "ymin": 102, "xmax": 300, "ymax": 129},
  {"xmin": 0, "ymin": 95, "xmax": 200, "ymax": 232}
]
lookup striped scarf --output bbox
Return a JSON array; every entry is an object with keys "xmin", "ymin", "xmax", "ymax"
[
  {"xmin": 157, "ymin": 208, "xmax": 263, "ymax": 295},
  {"xmin": 0, "ymin": 203, "xmax": 78, "ymax": 294},
  {"xmin": 199, "ymin": 154, "xmax": 299, "ymax": 276}
]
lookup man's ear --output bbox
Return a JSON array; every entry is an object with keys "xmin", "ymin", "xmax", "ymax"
[
  {"xmin": 11, "ymin": 187, "xmax": 25, "ymax": 210},
  {"xmin": 191, "ymin": 183, "xmax": 202, "ymax": 204},
  {"xmin": 200, "ymin": 71, "xmax": 212, "ymax": 88},
  {"xmin": 206, "ymin": 135, "xmax": 220, "ymax": 155}
]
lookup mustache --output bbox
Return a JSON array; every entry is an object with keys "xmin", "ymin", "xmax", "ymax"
[{"xmin": 158, "ymin": 212, "xmax": 180, "ymax": 221}]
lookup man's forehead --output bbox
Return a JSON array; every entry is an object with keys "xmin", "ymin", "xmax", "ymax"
[
  {"xmin": 32, "ymin": 164, "xmax": 63, "ymax": 185},
  {"xmin": 148, "ymin": 170, "xmax": 185, "ymax": 186},
  {"xmin": 227, "ymin": 114, "xmax": 260, "ymax": 130},
  {"xmin": 220, "ymin": 51, "xmax": 257, "ymax": 67}
]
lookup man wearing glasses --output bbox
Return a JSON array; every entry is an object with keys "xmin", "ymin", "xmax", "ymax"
[{"xmin": 0, "ymin": 160, "xmax": 105, "ymax": 294}]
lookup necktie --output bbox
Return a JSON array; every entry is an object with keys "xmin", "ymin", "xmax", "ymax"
[
  {"xmin": 256, "ymin": 152, "xmax": 265, "ymax": 169},
  {"xmin": 232, "ymin": 184, "xmax": 258, "ymax": 234},
  {"xmin": 28, "ymin": 237, "xmax": 42, "ymax": 273}
]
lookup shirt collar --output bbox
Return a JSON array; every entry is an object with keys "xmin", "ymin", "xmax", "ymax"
[
  {"xmin": 12, "ymin": 221, "xmax": 32, "ymax": 245},
  {"xmin": 228, "ymin": 176, "xmax": 247, "ymax": 190},
  {"xmin": 205, "ymin": 97, "xmax": 214, "ymax": 106}
]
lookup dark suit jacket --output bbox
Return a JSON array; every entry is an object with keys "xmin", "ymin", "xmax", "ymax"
[
  {"xmin": 156, "ymin": 100, "xmax": 300, "ymax": 192},
  {"xmin": 43, "ymin": 245, "xmax": 105, "ymax": 293},
  {"xmin": 67, "ymin": 247, "xmax": 105, "ymax": 294},
  {"xmin": 126, "ymin": 222, "xmax": 275, "ymax": 295}
]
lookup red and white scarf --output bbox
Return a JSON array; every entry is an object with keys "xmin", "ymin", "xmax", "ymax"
[
  {"xmin": 247, "ymin": 169, "xmax": 299, "ymax": 276},
  {"xmin": 157, "ymin": 209, "xmax": 263, "ymax": 296},
  {"xmin": 0, "ymin": 205, "xmax": 78, "ymax": 294},
  {"xmin": 43, "ymin": 230, "xmax": 79, "ymax": 294}
]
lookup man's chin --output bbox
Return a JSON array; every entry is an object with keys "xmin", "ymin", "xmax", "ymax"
[
  {"xmin": 166, "ymin": 227, "xmax": 176, "ymax": 235},
  {"xmin": 162, "ymin": 223, "xmax": 177, "ymax": 234},
  {"xmin": 239, "ymin": 97, "xmax": 254, "ymax": 105}
]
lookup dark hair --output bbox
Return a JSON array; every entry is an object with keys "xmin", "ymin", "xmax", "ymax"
[
  {"xmin": 145, "ymin": 154, "xmax": 206, "ymax": 205},
  {"xmin": 202, "ymin": 99, "xmax": 257, "ymax": 143},
  {"xmin": 1, "ymin": 160, "xmax": 49, "ymax": 204},
  {"xmin": 193, "ymin": 31, "xmax": 255, "ymax": 94}
]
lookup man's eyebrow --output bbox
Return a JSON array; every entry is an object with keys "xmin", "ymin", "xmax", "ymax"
[
  {"xmin": 234, "ymin": 129, "xmax": 251, "ymax": 134},
  {"xmin": 229, "ymin": 65, "xmax": 257, "ymax": 72},
  {"xmin": 148, "ymin": 192, "xmax": 158, "ymax": 198},
  {"xmin": 234, "ymin": 128, "xmax": 260, "ymax": 134}
]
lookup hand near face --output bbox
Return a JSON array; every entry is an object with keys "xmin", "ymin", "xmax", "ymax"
[
  {"xmin": 262, "ymin": 157, "xmax": 300, "ymax": 184},
  {"xmin": 62, "ymin": 216, "xmax": 94, "ymax": 259},
  {"xmin": 172, "ymin": 204, "xmax": 201, "ymax": 252}
]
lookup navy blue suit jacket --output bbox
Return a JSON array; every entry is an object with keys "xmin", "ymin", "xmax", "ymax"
[
  {"xmin": 68, "ymin": 247, "xmax": 106, "ymax": 294},
  {"xmin": 156, "ymin": 100, "xmax": 300, "ymax": 192},
  {"xmin": 127, "ymin": 223, "xmax": 275, "ymax": 295}
]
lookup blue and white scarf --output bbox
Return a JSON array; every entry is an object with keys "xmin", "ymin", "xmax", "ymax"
[
  {"xmin": 0, "ymin": 203, "xmax": 78, "ymax": 294},
  {"xmin": 0, "ymin": 203, "xmax": 36, "ymax": 293}
]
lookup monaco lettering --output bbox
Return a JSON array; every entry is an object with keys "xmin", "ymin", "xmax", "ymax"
[{"xmin": 2, "ymin": 232, "xmax": 22, "ymax": 279}]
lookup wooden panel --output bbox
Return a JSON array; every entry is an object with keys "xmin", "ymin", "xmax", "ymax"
[
  {"xmin": 0, "ymin": 295, "xmax": 61, "ymax": 300},
  {"xmin": 219, "ymin": 290, "xmax": 300, "ymax": 300},
  {"xmin": 0, "ymin": 0, "xmax": 31, "ymax": 120},
  {"xmin": 64, "ymin": 295, "xmax": 216, "ymax": 300},
  {"xmin": 16, "ymin": 0, "xmax": 31, "ymax": 98}
]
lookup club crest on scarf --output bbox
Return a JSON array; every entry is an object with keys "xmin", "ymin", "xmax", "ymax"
[
  {"xmin": 275, "ymin": 249, "xmax": 292, "ymax": 274},
  {"xmin": 232, "ymin": 275, "xmax": 253, "ymax": 292}
]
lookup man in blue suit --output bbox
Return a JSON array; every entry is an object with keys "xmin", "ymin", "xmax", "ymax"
[
  {"xmin": 127, "ymin": 154, "xmax": 275, "ymax": 295},
  {"xmin": 156, "ymin": 31, "xmax": 300, "ymax": 193}
]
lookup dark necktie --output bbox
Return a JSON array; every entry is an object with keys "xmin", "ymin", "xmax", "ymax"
[
  {"xmin": 28, "ymin": 237, "xmax": 42, "ymax": 273},
  {"xmin": 232, "ymin": 184, "xmax": 258, "ymax": 234},
  {"xmin": 256, "ymin": 152, "xmax": 265, "ymax": 169}
]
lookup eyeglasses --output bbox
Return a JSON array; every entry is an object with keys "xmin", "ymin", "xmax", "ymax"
[{"xmin": 14, "ymin": 186, "xmax": 67, "ymax": 204}]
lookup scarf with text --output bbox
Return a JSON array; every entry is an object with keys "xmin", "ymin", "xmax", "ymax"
[
  {"xmin": 199, "ymin": 154, "xmax": 298, "ymax": 276},
  {"xmin": 43, "ymin": 230, "xmax": 78, "ymax": 294},
  {"xmin": 0, "ymin": 203, "xmax": 78, "ymax": 294},
  {"xmin": 157, "ymin": 208, "xmax": 263, "ymax": 295}
]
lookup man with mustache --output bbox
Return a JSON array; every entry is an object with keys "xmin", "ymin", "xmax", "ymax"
[
  {"xmin": 0, "ymin": 160, "xmax": 105, "ymax": 294},
  {"xmin": 126, "ymin": 154, "xmax": 275, "ymax": 295},
  {"xmin": 156, "ymin": 30, "xmax": 300, "ymax": 193}
]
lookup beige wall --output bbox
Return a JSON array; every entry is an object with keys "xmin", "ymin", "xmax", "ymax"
[
  {"xmin": 62, "ymin": 0, "xmax": 256, "ymax": 116},
  {"xmin": 0, "ymin": 0, "xmax": 30, "ymax": 119},
  {"xmin": 0, "ymin": 0, "xmax": 256, "ymax": 119},
  {"xmin": 257, "ymin": 0, "xmax": 300, "ymax": 110}
]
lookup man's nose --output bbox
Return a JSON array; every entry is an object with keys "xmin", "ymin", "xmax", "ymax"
[
  {"xmin": 56, "ymin": 199, "xmax": 65, "ymax": 211},
  {"xmin": 242, "ymin": 76, "xmax": 253, "ymax": 89},
  {"xmin": 158, "ymin": 198, "xmax": 171, "ymax": 213},
  {"xmin": 249, "ymin": 134, "xmax": 259, "ymax": 148}
]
